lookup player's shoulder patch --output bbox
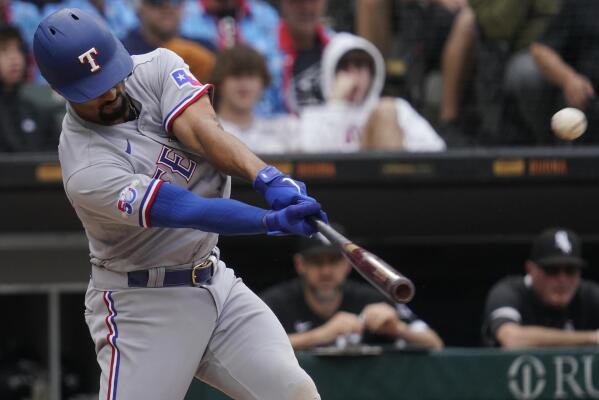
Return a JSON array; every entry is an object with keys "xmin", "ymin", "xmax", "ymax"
[
  {"xmin": 170, "ymin": 68, "xmax": 202, "ymax": 89},
  {"xmin": 117, "ymin": 180, "xmax": 140, "ymax": 218}
]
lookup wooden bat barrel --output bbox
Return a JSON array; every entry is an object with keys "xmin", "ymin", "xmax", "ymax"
[{"xmin": 310, "ymin": 218, "xmax": 415, "ymax": 303}]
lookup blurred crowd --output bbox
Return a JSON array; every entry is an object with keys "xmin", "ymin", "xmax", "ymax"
[{"xmin": 1, "ymin": 0, "xmax": 598, "ymax": 153}]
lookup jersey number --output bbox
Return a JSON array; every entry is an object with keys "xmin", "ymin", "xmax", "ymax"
[{"xmin": 153, "ymin": 146, "xmax": 197, "ymax": 182}]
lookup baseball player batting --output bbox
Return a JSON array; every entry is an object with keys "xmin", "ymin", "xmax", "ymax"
[{"xmin": 33, "ymin": 8, "xmax": 326, "ymax": 400}]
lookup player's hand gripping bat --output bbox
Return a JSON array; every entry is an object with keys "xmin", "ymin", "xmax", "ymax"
[{"xmin": 308, "ymin": 218, "xmax": 415, "ymax": 303}]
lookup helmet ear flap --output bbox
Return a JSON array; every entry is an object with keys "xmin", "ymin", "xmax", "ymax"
[{"xmin": 33, "ymin": 8, "xmax": 133, "ymax": 103}]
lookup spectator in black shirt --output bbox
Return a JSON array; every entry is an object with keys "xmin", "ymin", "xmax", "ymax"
[
  {"xmin": 0, "ymin": 24, "xmax": 55, "ymax": 152},
  {"xmin": 483, "ymin": 228, "xmax": 599, "ymax": 348},
  {"xmin": 261, "ymin": 228, "xmax": 443, "ymax": 350},
  {"xmin": 531, "ymin": 0, "xmax": 599, "ymax": 143},
  {"xmin": 277, "ymin": 0, "xmax": 332, "ymax": 114}
]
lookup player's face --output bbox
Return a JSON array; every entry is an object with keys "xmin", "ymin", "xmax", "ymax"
[
  {"xmin": 0, "ymin": 40, "xmax": 26, "ymax": 87},
  {"xmin": 70, "ymin": 82, "xmax": 130, "ymax": 125},
  {"xmin": 527, "ymin": 262, "xmax": 581, "ymax": 309},
  {"xmin": 295, "ymin": 253, "xmax": 351, "ymax": 302},
  {"xmin": 281, "ymin": 0, "xmax": 327, "ymax": 39},
  {"xmin": 220, "ymin": 74, "xmax": 264, "ymax": 113}
]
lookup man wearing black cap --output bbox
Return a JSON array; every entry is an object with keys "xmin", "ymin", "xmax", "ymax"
[
  {"xmin": 482, "ymin": 228, "xmax": 599, "ymax": 348},
  {"xmin": 261, "ymin": 229, "xmax": 443, "ymax": 350}
]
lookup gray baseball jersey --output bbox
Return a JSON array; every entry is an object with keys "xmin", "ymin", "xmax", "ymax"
[
  {"xmin": 60, "ymin": 48, "xmax": 228, "ymax": 272},
  {"xmin": 61, "ymin": 48, "xmax": 319, "ymax": 400}
]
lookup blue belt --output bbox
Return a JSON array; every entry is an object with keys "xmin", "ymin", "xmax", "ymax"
[{"xmin": 127, "ymin": 258, "xmax": 215, "ymax": 288}]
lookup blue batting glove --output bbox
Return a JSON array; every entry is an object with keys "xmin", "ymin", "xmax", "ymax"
[
  {"xmin": 263, "ymin": 201, "xmax": 323, "ymax": 236},
  {"xmin": 253, "ymin": 165, "xmax": 310, "ymax": 210},
  {"xmin": 317, "ymin": 209, "xmax": 329, "ymax": 225}
]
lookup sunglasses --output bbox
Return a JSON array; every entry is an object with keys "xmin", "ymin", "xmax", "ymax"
[{"xmin": 541, "ymin": 265, "xmax": 580, "ymax": 276}]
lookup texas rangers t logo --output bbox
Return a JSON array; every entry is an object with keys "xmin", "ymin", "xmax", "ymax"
[{"xmin": 78, "ymin": 47, "xmax": 101, "ymax": 72}]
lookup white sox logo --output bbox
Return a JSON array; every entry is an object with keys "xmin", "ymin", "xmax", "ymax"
[
  {"xmin": 78, "ymin": 47, "xmax": 101, "ymax": 72},
  {"xmin": 555, "ymin": 230, "xmax": 572, "ymax": 254}
]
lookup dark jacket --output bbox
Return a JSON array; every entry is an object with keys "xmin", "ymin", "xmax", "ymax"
[{"xmin": 0, "ymin": 85, "xmax": 57, "ymax": 152}]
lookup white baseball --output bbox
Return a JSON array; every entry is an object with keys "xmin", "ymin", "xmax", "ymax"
[{"xmin": 551, "ymin": 107, "xmax": 587, "ymax": 140}]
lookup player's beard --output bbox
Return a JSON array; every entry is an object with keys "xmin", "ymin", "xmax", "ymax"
[{"xmin": 99, "ymin": 92, "xmax": 129, "ymax": 124}]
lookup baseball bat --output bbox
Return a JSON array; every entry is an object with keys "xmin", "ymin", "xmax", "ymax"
[{"xmin": 309, "ymin": 218, "xmax": 415, "ymax": 303}]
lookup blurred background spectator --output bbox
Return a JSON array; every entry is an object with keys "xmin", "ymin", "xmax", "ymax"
[
  {"xmin": 299, "ymin": 33, "xmax": 445, "ymax": 152},
  {"xmin": 1, "ymin": 0, "xmax": 598, "ymax": 153},
  {"xmin": 180, "ymin": 0, "xmax": 280, "ymax": 115},
  {"xmin": 122, "ymin": 0, "xmax": 215, "ymax": 81},
  {"xmin": 356, "ymin": 0, "xmax": 473, "ymax": 146},
  {"xmin": 436, "ymin": 4, "xmax": 474, "ymax": 145},
  {"xmin": 268, "ymin": 0, "xmax": 355, "ymax": 32},
  {"xmin": 123, "ymin": 0, "xmax": 180, "ymax": 54},
  {"xmin": 482, "ymin": 228, "xmax": 599, "ymax": 348},
  {"xmin": 41, "ymin": 0, "xmax": 137, "ymax": 40},
  {"xmin": 471, "ymin": 0, "xmax": 562, "ymax": 145},
  {"xmin": 530, "ymin": 0, "xmax": 599, "ymax": 144},
  {"xmin": 181, "ymin": 0, "xmax": 278, "ymax": 51},
  {"xmin": 0, "ymin": 24, "xmax": 58, "ymax": 152},
  {"xmin": 0, "ymin": 0, "xmax": 40, "ymax": 50},
  {"xmin": 273, "ymin": 0, "xmax": 332, "ymax": 115},
  {"xmin": 1, "ymin": 0, "xmax": 41, "ymax": 84},
  {"xmin": 323, "ymin": 0, "xmax": 355, "ymax": 32},
  {"xmin": 261, "ymin": 228, "xmax": 444, "ymax": 350},
  {"xmin": 211, "ymin": 36, "xmax": 444, "ymax": 154},
  {"xmin": 212, "ymin": 44, "xmax": 298, "ymax": 153}
]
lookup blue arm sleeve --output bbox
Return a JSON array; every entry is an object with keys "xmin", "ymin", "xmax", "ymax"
[{"xmin": 149, "ymin": 183, "xmax": 268, "ymax": 235}]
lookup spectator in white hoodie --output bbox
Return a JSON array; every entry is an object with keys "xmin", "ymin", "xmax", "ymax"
[{"xmin": 299, "ymin": 33, "xmax": 446, "ymax": 152}]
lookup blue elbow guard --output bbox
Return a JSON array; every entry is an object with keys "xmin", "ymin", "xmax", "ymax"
[{"xmin": 149, "ymin": 182, "xmax": 268, "ymax": 235}]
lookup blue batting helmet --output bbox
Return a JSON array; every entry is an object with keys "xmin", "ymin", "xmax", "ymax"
[{"xmin": 33, "ymin": 8, "xmax": 133, "ymax": 103}]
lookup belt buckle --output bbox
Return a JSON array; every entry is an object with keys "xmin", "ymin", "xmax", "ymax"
[{"xmin": 191, "ymin": 259, "xmax": 212, "ymax": 286}]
